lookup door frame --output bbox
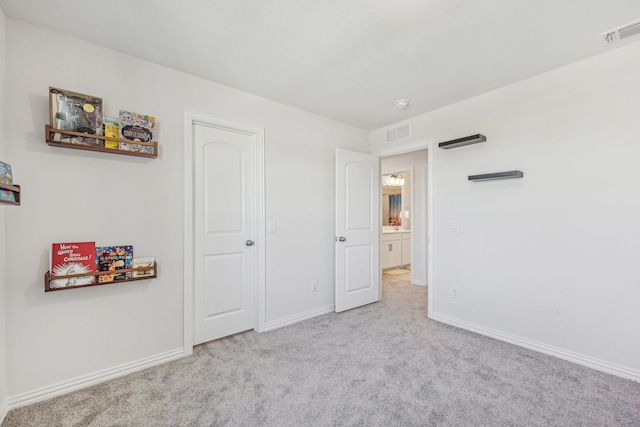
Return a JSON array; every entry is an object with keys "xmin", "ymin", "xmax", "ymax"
[
  {"xmin": 375, "ymin": 140, "xmax": 434, "ymax": 318},
  {"xmin": 183, "ymin": 111, "xmax": 266, "ymax": 355}
]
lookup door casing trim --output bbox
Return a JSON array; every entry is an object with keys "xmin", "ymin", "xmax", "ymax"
[{"xmin": 183, "ymin": 111, "xmax": 266, "ymax": 354}]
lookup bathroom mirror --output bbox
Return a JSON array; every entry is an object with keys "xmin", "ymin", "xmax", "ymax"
[{"xmin": 382, "ymin": 172, "xmax": 410, "ymax": 228}]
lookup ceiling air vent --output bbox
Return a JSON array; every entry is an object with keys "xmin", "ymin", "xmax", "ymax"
[
  {"xmin": 385, "ymin": 123, "xmax": 411, "ymax": 143},
  {"xmin": 601, "ymin": 19, "xmax": 640, "ymax": 45}
]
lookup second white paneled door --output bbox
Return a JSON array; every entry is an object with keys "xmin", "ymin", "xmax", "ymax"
[{"xmin": 192, "ymin": 118, "xmax": 259, "ymax": 345}]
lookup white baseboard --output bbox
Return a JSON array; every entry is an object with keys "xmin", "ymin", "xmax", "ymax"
[
  {"xmin": 431, "ymin": 312, "xmax": 640, "ymax": 382},
  {"xmin": 412, "ymin": 279, "xmax": 426, "ymax": 287},
  {"xmin": 265, "ymin": 305, "xmax": 334, "ymax": 331},
  {"xmin": 0, "ymin": 397, "xmax": 7, "ymax": 426},
  {"xmin": 7, "ymin": 347, "xmax": 185, "ymax": 410}
]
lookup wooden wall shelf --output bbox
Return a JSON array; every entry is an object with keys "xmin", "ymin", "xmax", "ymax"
[
  {"xmin": 44, "ymin": 262, "xmax": 157, "ymax": 292},
  {"xmin": 45, "ymin": 125, "xmax": 158, "ymax": 158},
  {"xmin": 0, "ymin": 183, "xmax": 20, "ymax": 206}
]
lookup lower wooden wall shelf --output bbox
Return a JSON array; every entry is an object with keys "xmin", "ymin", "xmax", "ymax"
[
  {"xmin": 45, "ymin": 125, "xmax": 158, "ymax": 158},
  {"xmin": 44, "ymin": 262, "xmax": 157, "ymax": 292},
  {"xmin": 0, "ymin": 183, "xmax": 20, "ymax": 206}
]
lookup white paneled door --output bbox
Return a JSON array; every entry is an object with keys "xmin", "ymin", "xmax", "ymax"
[
  {"xmin": 335, "ymin": 149, "xmax": 380, "ymax": 312},
  {"xmin": 192, "ymin": 119, "xmax": 258, "ymax": 345}
]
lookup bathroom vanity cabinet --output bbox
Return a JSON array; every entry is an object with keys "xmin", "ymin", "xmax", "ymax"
[{"xmin": 381, "ymin": 230, "xmax": 411, "ymax": 269}]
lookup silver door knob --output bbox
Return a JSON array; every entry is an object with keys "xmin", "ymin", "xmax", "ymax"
[
  {"xmin": 338, "ymin": 236, "xmax": 346, "ymax": 242},
  {"xmin": 246, "ymin": 240, "xmax": 254, "ymax": 246}
]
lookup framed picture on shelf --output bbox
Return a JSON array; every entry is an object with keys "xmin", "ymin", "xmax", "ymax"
[{"xmin": 49, "ymin": 87, "xmax": 104, "ymax": 146}]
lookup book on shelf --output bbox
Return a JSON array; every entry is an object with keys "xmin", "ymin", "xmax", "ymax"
[
  {"xmin": 96, "ymin": 246, "xmax": 134, "ymax": 283},
  {"xmin": 0, "ymin": 160, "xmax": 13, "ymax": 185},
  {"xmin": 0, "ymin": 189, "xmax": 16, "ymax": 202},
  {"xmin": 0, "ymin": 160, "xmax": 15, "ymax": 201},
  {"xmin": 132, "ymin": 257, "xmax": 155, "ymax": 278},
  {"xmin": 50, "ymin": 242, "xmax": 97, "ymax": 289},
  {"xmin": 103, "ymin": 117, "xmax": 120, "ymax": 149},
  {"xmin": 118, "ymin": 110, "xmax": 156, "ymax": 154},
  {"xmin": 49, "ymin": 87, "xmax": 103, "ymax": 146}
]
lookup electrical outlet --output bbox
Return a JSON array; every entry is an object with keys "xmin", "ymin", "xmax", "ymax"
[
  {"xmin": 312, "ymin": 280, "xmax": 318, "ymax": 292},
  {"xmin": 452, "ymin": 287, "xmax": 459, "ymax": 298},
  {"xmin": 450, "ymin": 221, "xmax": 464, "ymax": 233}
]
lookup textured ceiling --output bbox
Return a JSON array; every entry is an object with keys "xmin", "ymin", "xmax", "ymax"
[{"xmin": 1, "ymin": 0, "xmax": 640, "ymax": 130}]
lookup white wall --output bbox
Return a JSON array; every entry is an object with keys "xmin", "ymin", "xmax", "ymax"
[
  {"xmin": 381, "ymin": 151, "xmax": 428, "ymax": 286},
  {"xmin": 0, "ymin": 4, "xmax": 9, "ymax": 421},
  {"xmin": 3, "ymin": 19, "xmax": 369, "ymax": 399},
  {"xmin": 371, "ymin": 40, "xmax": 640, "ymax": 380}
]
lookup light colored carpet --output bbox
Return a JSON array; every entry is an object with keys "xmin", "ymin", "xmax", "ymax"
[{"xmin": 3, "ymin": 275, "xmax": 640, "ymax": 426}]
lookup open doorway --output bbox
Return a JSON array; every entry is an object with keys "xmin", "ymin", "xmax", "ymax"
[
  {"xmin": 380, "ymin": 149, "xmax": 428, "ymax": 292},
  {"xmin": 381, "ymin": 170, "xmax": 411, "ymax": 275}
]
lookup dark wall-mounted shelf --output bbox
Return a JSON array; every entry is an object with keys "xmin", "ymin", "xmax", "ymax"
[
  {"xmin": 468, "ymin": 170, "xmax": 524, "ymax": 181},
  {"xmin": 45, "ymin": 125, "xmax": 158, "ymax": 158},
  {"xmin": 439, "ymin": 134, "xmax": 486, "ymax": 149},
  {"xmin": 0, "ymin": 183, "xmax": 21, "ymax": 206},
  {"xmin": 44, "ymin": 262, "xmax": 157, "ymax": 292}
]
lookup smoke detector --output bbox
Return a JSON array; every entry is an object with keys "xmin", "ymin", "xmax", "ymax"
[
  {"xmin": 601, "ymin": 18, "xmax": 640, "ymax": 45},
  {"xmin": 395, "ymin": 99, "xmax": 410, "ymax": 110}
]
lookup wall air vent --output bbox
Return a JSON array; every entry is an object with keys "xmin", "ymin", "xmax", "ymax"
[
  {"xmin": 601, "ymin": 19, "xmax": 640, "ymax": 45},
  {"xmin": 385, "ymin": 123, "xmax": 411, "ymax": 143},
  {"xmin": 397, "ymin": 123, "xmax": 410, "ymax": 139}
]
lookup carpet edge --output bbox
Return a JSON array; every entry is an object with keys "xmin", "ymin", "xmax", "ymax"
[
  {"xmin": 6, "ymin": 347, "xmax": 185, "ymax": 411},
  {"xmin": 431, "ymin": 313, "xmax": 640, "ymax": 382},
  {"xmin": 264, "ymin": 304, "xmax": 334, "ymax": 331}
]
